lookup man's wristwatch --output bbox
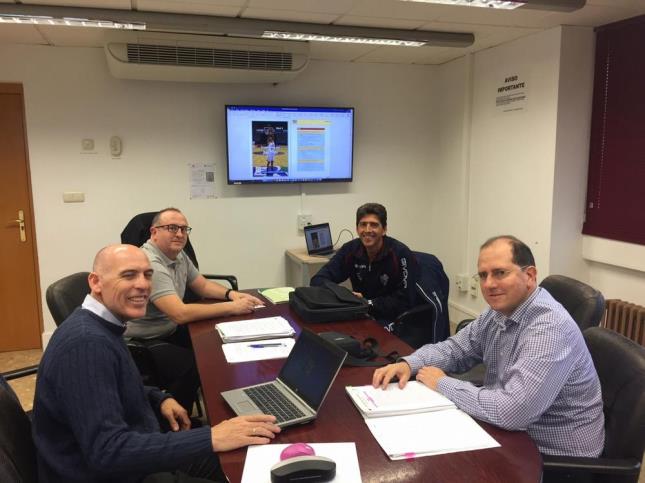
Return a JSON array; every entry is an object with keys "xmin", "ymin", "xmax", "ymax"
[{"xmin": 225, "ymin": 288, "xmax": 233, "ymax": 301}]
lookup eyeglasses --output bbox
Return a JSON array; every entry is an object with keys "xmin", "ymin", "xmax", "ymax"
[
  {"xmin": 154, "ymin": 224, "xmax": 192, "ymax": 235},
  {"xmin": 474, "ymin": 265, "xmax": 531, "ymax": 283}
]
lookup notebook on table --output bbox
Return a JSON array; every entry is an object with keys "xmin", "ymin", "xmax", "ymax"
[
  {"xmin": 304, "ymin": 223, "xmax": 336, "ymax": 257},
  {"xmin": 221, "ymin": 329, "xmax": 347, "ymax": 428}
]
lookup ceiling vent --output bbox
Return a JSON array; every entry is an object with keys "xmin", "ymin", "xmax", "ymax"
[{"xmin": 105, "ymin": 36, "xmax": 309, "ymax": 84}]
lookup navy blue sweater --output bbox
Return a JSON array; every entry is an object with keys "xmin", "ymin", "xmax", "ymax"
[
  {"xmin": 33, "ymin": 308, "xmax": 212, "ymax": 483},
  {"xmin": 311, "ymin": 236, "xmax": 418, "ymax": 320}
]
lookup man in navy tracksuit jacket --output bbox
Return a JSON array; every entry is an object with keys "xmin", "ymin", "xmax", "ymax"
[{"xmin": 311, "ymin": 203, "xmax": 417, "ymax": 326}]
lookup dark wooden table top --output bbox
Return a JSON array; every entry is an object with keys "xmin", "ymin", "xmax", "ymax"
[{"xmin": 189, "ymin": 293, "xmax": 542, "ymax": 483}]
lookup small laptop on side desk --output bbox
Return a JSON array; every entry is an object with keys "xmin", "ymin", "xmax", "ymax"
[
  {"xmin": 221, "ymin": 329, "xmax": 347, "ymax": 428},
  {"xmin": 304, "ymin": 223, "xmax": 336, "ymax": 257}
]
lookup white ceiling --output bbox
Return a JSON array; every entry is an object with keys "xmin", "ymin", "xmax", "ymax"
[{"xmin": 1, "ymin": 0, "xmax": 644, "ymax": 64}]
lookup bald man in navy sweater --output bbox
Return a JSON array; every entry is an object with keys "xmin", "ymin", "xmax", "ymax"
[{"xmin": 33, "ymin": 245, "xmax": 280, "ymax": 483}]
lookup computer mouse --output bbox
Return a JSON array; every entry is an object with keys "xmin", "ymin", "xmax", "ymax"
[
  {"xmin": 280, "ymin": 442, "xmax": 315, "ymax": 460},
  {"xmin": 270, "ymin": 455, "xmax": 336, "ymax": 483}
]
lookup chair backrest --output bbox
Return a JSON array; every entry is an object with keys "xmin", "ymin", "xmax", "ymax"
[
  {"xmin": 412, "ymin": 252, "xmax": 450, "ymax": 343},
  {"xmin": 539, "ymin": 275, "xmax": 605, "ymax": 330},
  {"xmin": 583, "ymin": 327, "xmax": 645, "ymax": 460},
  {"xmin": 120, "ymin": 211, "xmax": 199, "ymax": 269},
  {"xmin": 46, "ymin": 272, "xmax": 90, "ymax": 326},
  {"xmin": 0, "ymin": 376, "xmax": 37, "ymax": 483}
]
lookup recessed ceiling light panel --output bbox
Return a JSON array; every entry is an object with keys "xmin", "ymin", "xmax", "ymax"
[
  {"xmin": 262, "ymin": 31, "xmax": 425, "ymax": 47},
  {"xmin": 0, "ymin": 14, "xmax": 145, "ymax": 30},
  {"xmin": 399, "ymin": 0, "xmax": 524, "ymax": 9}
]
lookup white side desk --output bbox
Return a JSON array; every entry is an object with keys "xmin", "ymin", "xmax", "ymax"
[{"xmin": 285, "ymin": 248, "xmax": 331, "ymax": 287}]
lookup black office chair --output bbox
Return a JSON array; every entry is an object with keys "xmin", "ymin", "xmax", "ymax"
[
  {"xmin": 45, "ymin": 272, "xmax": 90, "ymax": 326},
  {"xmin": 539, "ymin": 275, "xmax": 605, "ymax": 330},
  {"xmin": 392, "ymin": 251, "xmax": 450, "ymax": 349},
  {"xmin": 543, "ymin": 327, "xmax": 645, "ymax": 483},
  {"xmin": 120, "ymin": 212, "xmax": 238, "ymax": 301},
  {"xmin": 0, "ymin": 369, "xmax": 38, "ymax": 483},
  {"xmin": 46, "ymin": 272, "xmax": 162, "ymax": 387}
]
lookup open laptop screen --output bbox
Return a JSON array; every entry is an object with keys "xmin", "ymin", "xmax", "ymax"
[
  {"xmin": 304, "ymin": 223, "xmax": 334, "ymax": 255},
  {"xmin": 278, "ymin": 330, "xmax": 346, "ymax": 411}
]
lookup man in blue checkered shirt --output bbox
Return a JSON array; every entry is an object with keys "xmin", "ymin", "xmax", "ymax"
[{"xmin": 372, "ymin": 235, "xmax": 604, "ymax": 457}]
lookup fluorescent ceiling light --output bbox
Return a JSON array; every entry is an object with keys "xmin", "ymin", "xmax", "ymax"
[
  {"xmin": 0, "ymin": 4, "xmax": 474, "ymax": 48},
  {"xmin": 0, "ymin": 14, "xmax": 145, "ymax": 30},
  {"xmin": 263, "ymin": 31, "xmax": 425, "ymax": 47},
  {"xmin": 398, "ymin": 0, "xmax": 586, "ymax": 11},
  {"xmin": 400, "ymin": 0, "xmax": 523, "ymax": 8}
]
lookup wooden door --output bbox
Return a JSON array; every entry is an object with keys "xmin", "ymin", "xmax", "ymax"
[{"xmin": 0, "ymin": 83, "xmax": 42, "ymax": 351}]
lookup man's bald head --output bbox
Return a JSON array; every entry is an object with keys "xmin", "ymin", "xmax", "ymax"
[{"xmin": 88, "ymin": 244, "xmax": 152, "ymax": 322}]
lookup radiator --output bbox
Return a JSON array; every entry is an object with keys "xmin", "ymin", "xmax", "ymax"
[{"xmin": 602, "ymin": 299, "xmax": 645, "ymax": 346}]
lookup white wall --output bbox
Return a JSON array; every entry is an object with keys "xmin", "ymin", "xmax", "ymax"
[
  {"xmin": 0, "ymin": 44, "xmax": 439, "ymax": 342},
  {"xmin": 438, "ymin": 28, "xmax": 567, "ymax": 320},
  {"xmin": 549, "ymin": 27, "xmax": 595, "ymax": 280},
  {"xmin": 437, "ymin": 25, "xmax": 645, "ymax": 322}
]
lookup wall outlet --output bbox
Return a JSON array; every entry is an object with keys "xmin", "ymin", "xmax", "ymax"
[
  {"xmin": 297, "ymin": 213, "xmax": 312, "ymax": 231},
  {"xmin": 469, "ymin": 277, "xmax": 479, "ymax": 298},
  {"xmin": 456, "ymin": 274, "xmax": 470, "ymax": 292}
]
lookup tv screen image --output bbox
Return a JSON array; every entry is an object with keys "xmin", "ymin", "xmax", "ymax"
[
  {"xmin": 251, "ymin": 121, "xmax": 289, "ymax": 178},
  {"xmin": 226, "ymin": 105, "xmax": 354, "ymax": 184}
]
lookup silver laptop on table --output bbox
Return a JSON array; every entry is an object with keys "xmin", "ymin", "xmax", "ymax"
[
  {"xmin": 304, "ymin": 222, "xmax": 336, "ymax": 258},
  {"xmin": 221, "ymin": 329, "xmax": 347, "ymax": 428}
]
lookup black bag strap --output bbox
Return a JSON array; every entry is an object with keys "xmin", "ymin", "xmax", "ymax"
[{"xmin": 343, "ymin": 337, "xmax": 400, "ymax": 367}]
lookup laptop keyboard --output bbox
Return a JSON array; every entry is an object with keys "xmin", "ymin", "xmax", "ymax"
[{"xmin": 244, "ymin": 384, "xmax": 306, "ymax": 424}]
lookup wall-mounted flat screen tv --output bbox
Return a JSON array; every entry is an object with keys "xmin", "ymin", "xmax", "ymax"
[{"xmin": 226, "ymin": 105, "xmax": 354, "ymax": 184}]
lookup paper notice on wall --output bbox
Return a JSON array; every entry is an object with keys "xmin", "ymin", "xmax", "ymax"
[
  {"xmin": 189, "ymin": 163, "xmax": 216, "ymax": 199},
  {"xmin": 495, "ymin": 73, "xmax": 528, "ymax": 113}
]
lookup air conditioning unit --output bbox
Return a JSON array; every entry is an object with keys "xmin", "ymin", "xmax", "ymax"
[{"xmin": 105, "ymin": 34, "xmax": 310, "ymax": 84}]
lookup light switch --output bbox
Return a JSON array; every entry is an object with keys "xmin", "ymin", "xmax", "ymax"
[{"xmin": 63, "ymin": 192, "xmax": 85, "ymax": 203}]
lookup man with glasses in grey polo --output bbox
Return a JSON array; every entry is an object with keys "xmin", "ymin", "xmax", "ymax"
[
  {"xmin": 126, "ymin": 207, "xmax": 262, "ymax": 414},
  {"xmin": 373, "ymin": 235, "xmax": 605, "ymax": 458}
]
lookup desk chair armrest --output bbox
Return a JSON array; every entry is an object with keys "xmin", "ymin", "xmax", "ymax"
[
  {"xmin": 543, "ymin": 454, "xmax": 641, "ymax": 476},
  {"xmin": 394, "ymin": 303, "xmax": 434, "ymax": 323},
  {"xmin": 2, "ymin": 365, "xmax": 38, "ymax": 381},
  {"xmin": 203, "ymin": 274, "xmax": 238, "ymax": 291}
]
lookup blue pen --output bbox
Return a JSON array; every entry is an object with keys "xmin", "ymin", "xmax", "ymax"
[{"xmin": 249, "ymin": 343, "xmax": 285, "ymax": 348}]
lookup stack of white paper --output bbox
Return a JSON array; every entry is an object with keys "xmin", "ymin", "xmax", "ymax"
[
  {"xmin": 346, "ymin": 382, "xmax": 455, "ymax": 417},
  {"xmin": 347, "ymin": 382, "xmax": 499, "ymax": 460},
  {"xmin": 215, "ymin": 316, "xmax": 295, "ymax": 343},
  {"xmin": 365, "ymin": 409, "xmax": 500, "ymax": 460}
]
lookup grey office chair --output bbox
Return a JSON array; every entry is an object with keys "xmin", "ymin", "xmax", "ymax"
[{"xmin": 543, "ymin": 327, "xmax": 645, "ymax": 483}]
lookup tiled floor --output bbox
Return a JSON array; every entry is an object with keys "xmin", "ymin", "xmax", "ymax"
[{"xmin": 0, "ymin": 348, "xmax": 42, "ymax": 411}]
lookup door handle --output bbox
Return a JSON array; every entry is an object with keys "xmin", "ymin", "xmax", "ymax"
[{"xmin": 11, "ymin": 210, "xmax": 27, "ymax": 242}]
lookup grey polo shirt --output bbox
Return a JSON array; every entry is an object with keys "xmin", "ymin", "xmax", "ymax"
[{"xmin": 125, "ymin": 240, "xmax": 200, "ymax": 339}]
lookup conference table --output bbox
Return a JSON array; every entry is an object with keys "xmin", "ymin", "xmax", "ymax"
[{"xmin": 188, "ymin": 292, "xmax": 542, "ymax": 483}]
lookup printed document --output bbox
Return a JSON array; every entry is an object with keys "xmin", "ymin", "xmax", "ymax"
[
  {"xmin": 365, "ymin": 408, "xmax": 500, "ymax": 460},
  {"xmin": 221, "ymin": 337, "xmax": 295, "ymax": 363},
  {"xmin": 346, "ymin": 381, "xmax": 455, "ymax": 417},
  {"xmin": 215, "ymin": 316, "xmax": 295, "ymax": 343}
]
